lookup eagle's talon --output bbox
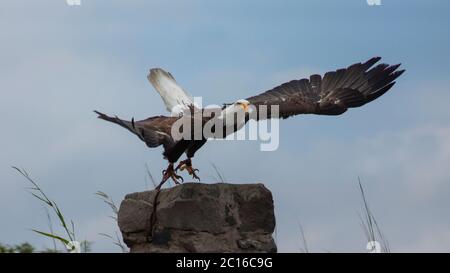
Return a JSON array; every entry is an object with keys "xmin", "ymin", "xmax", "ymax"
[
  {"xmin": 175, "ymin": 161, "xmax": 186, "ymax": 172},
  {"xmin": 156, "ymin": 163, "xmax": 184, "ymax": 190},
  {"xmin": 176, "ymin": 159, "xmax": 201, "ymax": 181},
  {"xmin": 172, "ymin": 173, "xmax": 184, "ymax": 184},
  {"xmin": 191, "ymin": 169, "xmax": 200, "ymax": 181},
  {"xmin": 185, "ymin": 165, "xmax": 200, "ymax": 181}
]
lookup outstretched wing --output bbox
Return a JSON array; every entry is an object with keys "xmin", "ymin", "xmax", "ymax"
[
  {"xmin": 148, "ymin": 68, "xmax": 196, "ymax": 115},
  {"xmin": 94, "ymin": 110, "xmax": 176, "ymax": 150},
  {"xmin": 246, "ymin": 57, "xmax": 405, "ymax": 119}
]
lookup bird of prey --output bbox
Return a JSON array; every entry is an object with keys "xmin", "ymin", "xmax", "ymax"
[{"xmin": 95, "ymin": 57, "xmax": 404, "ymax": 189}]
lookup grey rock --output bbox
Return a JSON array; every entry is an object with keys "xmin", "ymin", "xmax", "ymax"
[{"xmin": 117, "ymin": 182, "xmax": 277, "ymax": 253}]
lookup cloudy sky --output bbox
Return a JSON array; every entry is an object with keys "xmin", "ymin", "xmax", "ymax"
[{"xmin": 1, "ymin": 0, "xmax": 450, "ymax": 252}]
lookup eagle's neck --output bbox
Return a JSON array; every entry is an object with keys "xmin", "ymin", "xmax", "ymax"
[{"xmin": 217, "ymin": 105, "xmax": 247, "ymax": 132}]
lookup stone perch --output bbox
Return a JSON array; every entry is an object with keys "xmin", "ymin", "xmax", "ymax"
[{"xmin": 118, "ymin": 183, "xmax": 277, "ymax": 253}]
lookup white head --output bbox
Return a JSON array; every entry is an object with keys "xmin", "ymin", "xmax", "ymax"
[
  {"xmin": 226, "ymin": 99, "xmax": 250, "ymax": 113},
  {"xmin": 234, "ymin": 99, "xmax": 250, "ymax": 112},
  {"xmin": 219, "ymin": 99, "xmax": 250, "ymax": 122},
  {"xmin": 209, "ymin": 99, "xmax": 250, "ymax": 138}
]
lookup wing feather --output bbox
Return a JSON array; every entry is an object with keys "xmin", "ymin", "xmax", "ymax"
[
  {"xmin": 246, "ymin": 57, "xmax": 404, "ymax": 119},
  {"xmin": 94, "ymin": 111, "xmax": 176, "ymax": 149},
  {"xmin": 148, "ymin": 68, "xmax": 196, "ymax": 115}
]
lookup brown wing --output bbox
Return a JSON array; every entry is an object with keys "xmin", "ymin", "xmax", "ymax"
[
  {"xmin": 246, "ymin": 57, "xmax": 405, "ymax": 119},
  {"xmin": 94, "ymin": 111, "xmax": 177, "ymax": 150}
]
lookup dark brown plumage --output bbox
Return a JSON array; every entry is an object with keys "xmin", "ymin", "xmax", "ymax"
[
  {"xmin": 246, "ymin": 57, "xmax": 404, "ymax": 119},
  {"xmin": 95, "ymin": 57, "xmax": 405, "ymax": 188},
  {"xmin": 93, "ymin": 111, "xmax": 210, "ymax": 163}
]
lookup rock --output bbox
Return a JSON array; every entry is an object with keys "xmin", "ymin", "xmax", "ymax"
[{"xmin": 117, "ymin": 182, "xmax": 277, "ymax": 253}]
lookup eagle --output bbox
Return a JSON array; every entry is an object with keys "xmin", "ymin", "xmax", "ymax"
[{"xmin": 95, "ymin": 57, "xmax": 404, "ymax": 189}]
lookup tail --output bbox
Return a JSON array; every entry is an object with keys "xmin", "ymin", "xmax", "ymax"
[{"xmin": 94, "ymin": 110, "xmax": 140, "ymax": 137}]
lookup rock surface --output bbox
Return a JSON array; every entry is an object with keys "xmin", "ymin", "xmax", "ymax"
[{"xmin": 118, "ymin": 182, "xmax": 277, "ymax": 253}]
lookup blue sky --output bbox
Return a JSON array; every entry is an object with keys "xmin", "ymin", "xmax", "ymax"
[{"xmin": 1, "ymin": 0, "xmax": 450, "ymax": 252}]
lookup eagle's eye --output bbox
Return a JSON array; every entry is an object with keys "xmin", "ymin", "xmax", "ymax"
[{"xmin": 234, "ymin": 101, "xmax": 249, "ymax": 112}]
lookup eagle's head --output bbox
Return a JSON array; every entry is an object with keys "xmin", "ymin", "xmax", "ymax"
[
  {"xmin": 219, "ymin": 99, "xmax": 250, "ymax": 123},
  {"xmin": 233, "ymin": 99, "xmax": 250, "ymax": 113}
]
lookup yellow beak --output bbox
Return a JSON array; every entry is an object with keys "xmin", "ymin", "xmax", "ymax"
[{"xmin": 240, "ymin": 103, "xmax": 249, "ymax": 112}]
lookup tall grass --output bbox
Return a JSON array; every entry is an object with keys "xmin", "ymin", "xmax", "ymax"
[
  {"xmin": 210, "ymin": 162, "xmax": 226, "ymax": 182},
  {"xmin": 358, "ymin": 177, "xmax": 390, "ymax": 253},
  {"xmin": 12, "ymin": 166, "xmax": 80, "ymax": 252},
  {"xmin": 295, "ymin": 178, "xmax": 391, "ymax": 253},
  {"xmin": 95, "ymin": 191, "xmax": 128, "ymax": 252},
  {"xmin": 13, "ymin": 166, "xmax": 130, "ymax": 252},
  {"xmin": 298, "ymin": 223, "xmax": 309, "ymax": 253},
  {"xmin": 44, "ymin": 207, "xmax": 57, "ymax": 251},
  {"xmin": 145, "ymin": 163, "xmax": 157, "ymax": 189},
  {"xmin": 95, "ymin": 191, "xmax": 119, "ymax": 221}
]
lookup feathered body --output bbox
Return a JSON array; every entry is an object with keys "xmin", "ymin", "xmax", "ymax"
[{"xmin": 95, "ymin": 57, "xmax": 404, "ymax": 187}]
